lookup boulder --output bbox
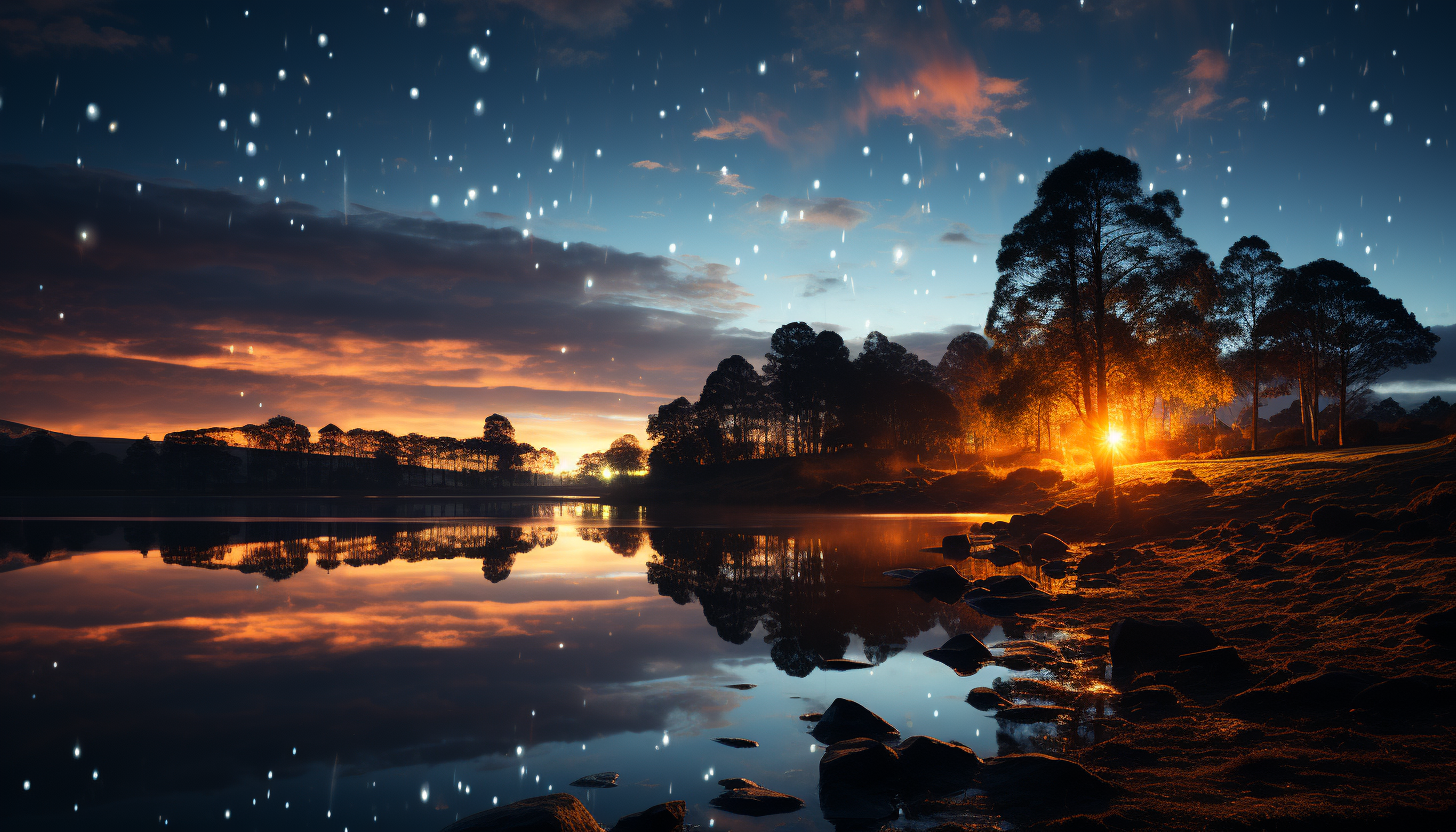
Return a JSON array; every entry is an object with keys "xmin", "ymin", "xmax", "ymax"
[
  {"xmin": 981, "ymin": 544, "xmax": 1023, "ymax": 567},
  {"xmin": 1177, "ymin": 646, "xmax": 1247, "ymax": 674},
  {"xmin": 1076, "ymin": 551, "xmax": 1117, "ymax": 575},
  {"xmin": 820, "ymin": 659, "xmax": 874, "ymax": 671},
  {"xmin": 967, "ymin": 574, "xmax": 1040, "ymax": 596},
  {"xmin": 923, "ymin": 633, "xmax": 994, "ymax": 673},
  {"xmin": 1030, "ymin": 533, "xmax": 1069, "ymax": 558},
  {"xmin": 897, "ymin": 735, "xmax": 980, "ymax": 797},
  {"xmin": 1108, "ymin": 618, "xmax": 1220, "ymax": 668},
  {"xmin": 993, "ymin": 705, "xmax": 1074, "ymax": 723},
  {"xmin": 441, "ymin": 794, "xmax": 604, "ymax": 832},
  {"xmin": 1416, "ymin": 607, "xmax": 1456, "ymax": 647},
  {"xmin": 798, "ymin": 712, "xmax": 822, "ymax": 722},
  {"xmin": 812, "ymin": 698, "xmax": 900, "ymax": 744},
  {"xmin": 1041, "ymin": 560, "xmax": 1069, "ymax": 578},
  {"xmin": 568, "ymin": 772, "xmax": 619, "ymax": 789},
  {"xmin": 1223, "ymin": 670, "xmax": 1378, "ymax": 715},
  {"xmin": 818, "ymin": 738, "xmax": 901, "ymax": 819},
  {"xmin": 708, "ymin": 783, "xmax": 804, "ymax": 817},
  {"xmin": 906, "ymin": 565, "xmax": 972, "ymax": 600},
  {"xmin": 610, "ymin": 802, "xmax": 685, "ymax": 832},
  {"xmin": 975, "ymin": 754, "xmax": 1114, "ymax": 804},
  {"xmin": 941, "ymin": 534, "xmax": 972, "ymax": 554},
  {"xmin": 965, "ymin": 589, "xmax": 1056, "ymax": 617},
  {"xmin": 716, "ymin": 778, "xmax": 757, "ymax": 789},
  {"xmin": 712, "ymin": 738, "xmax": 759, "ymax": 748},
  {"xmin": 966, "ymin": 687, "xmax": 1013, "ymax": 710}
]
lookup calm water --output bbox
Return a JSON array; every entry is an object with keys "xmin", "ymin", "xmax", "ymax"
[{"xmin": 1, "ymin": 502, "xmax": 1078, "ymax": 831}]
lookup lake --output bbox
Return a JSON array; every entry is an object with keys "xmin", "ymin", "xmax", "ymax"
[{"xmin": 1, "ymin": 501, "xmax": 1084, "ymax": 831}]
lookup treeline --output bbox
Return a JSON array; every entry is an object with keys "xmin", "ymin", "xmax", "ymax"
[
  {"xmin": 646, "ymin": 149, "xmax": 1441, "ymax": 486},
  {"xmin": 0, "ymin": 412, "xmax": 562, "ymax": 492}
]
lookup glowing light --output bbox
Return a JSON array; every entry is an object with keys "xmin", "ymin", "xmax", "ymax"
[
  {"xmin": 475, "ymin": 99, "xmax": 485, "ymax": 114},
  {"xmin": 430, "ymin": 195, "xmax": 439, "ymax": 207},
  {"xmin": 1384, "ymin": 112, "xmax": 1393, "ymax": 126},
  {"xmin": 1105, "ymin": 428, "xmax": 1124, "ymax": 448},
  {"xmin": 1018, "ymin": 173, "xmax": 1025, "ymax": 183},
  {"xmin": 829, "ymin": 250, "xmax": 836, "ymax": 258},
  {"xmin": 753, "ymin": 244, "xmax": 759, "ymax": 253},
  {"xmin": 902, "ymin": 173, "xmax": 910, "ymax": 184},
  {"xmin": 218, "ymin": 83, "xmax": 227, "ymax": 97},
  {"xmin": 470, "ymin": 47, "xmax": 489, "ymax": 71},
  {"xmin": 552, "ymin": 143, "xmax": 563, "ymax": 161},
  {"xmin": 468, "ymin": 189, "xmax": 477, "ymax": 200},
  {"xmin": 317, "ymin": 34, "xmax": 328, "ymax": 47},
  {"xmin": 669, "ymin": 243, "xmax": 676, "ymax": 253},
  {"xmin": 246, "ymin": 142, "xmax": 256, "ymax": 156},
  {"xmin": 218, "ymin": 119, "xmax": 228, "ymax": 130},
  {"xmin": 420, "ymin": 784, "xmax": 430, "ymax": 802},
  {"xmin": 257, "ymin": 177, "xmax": 266, "ymax": 189},
  {"xmin": 1221, "ymin": 196, "xmax": 1229, "ymax": 208},
  {"xmin": 863, "ymin": 146, "xmax": 870, "ymax": 155},
  {"xmin": 410, "ymin": 87, "xmax": 419, "ymax": 99},
  {"xmin": 1298, "ymin": 55, "xmax": 1305, "ymax": 66},
  {"xmin": 416, "ymin": 12, "xmax": 426, "ymax": 26},
  {"xmin": 85, "ymin": 103, "xmax": 99, "ymax": 121},
  {"xmin": 1369, "ymin": 99, "xmax": 1380, "ymax": 112},
  {"xmin": 979, "ymin": 171, "xmax": 986, "ymax": 181},
  {"xmin": 758, "ymin": 61, "xmax": 766, "ymax": 74},
  {"xmin": 1318, "ymin": 103, "xmax": 1326, "ymax": 115},
  {"xmin": 278, "ymin": 69, "xmax": 287, "ymax": 80},
  {"xmin": 596, "ymin": 148, "xmax": 602, "ymax": 157},
  {"xmin": 813, "ymin": 179, "xmax": 820, "ymax": 189}
]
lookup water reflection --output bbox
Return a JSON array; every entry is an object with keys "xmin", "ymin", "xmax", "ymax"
[{"xmin": 1, "ymin": 509, "xmax": 1044, "ymax": 831}]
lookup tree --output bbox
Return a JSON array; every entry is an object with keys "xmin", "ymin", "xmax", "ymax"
[
  {"xmin": 988, "ymin": 149, "xmax": 1200, "ymax": 486},
  {"xmin": 481, "ymin": 413, "xmax": 516, "ymax": 471},
  {"xmin": 604, "ymin": 435, "xmax": 646, "ymax": 474},
  {"xmin": 698, "ymin": 355, "xmax": 766, "ymax": 460},
  {"xmin": 1308, "ymin": 259, "xmax": 1439, "ymax": 444},
  {"xmin": 647, "ymin": 397, "xmax": 711, "ymax": 467},
  {"xmin": 1366, "ymin": 397, "xmax": 1406, "ymax": 423},
  {"xmin": 1411, "ymin": 396, "xmax": 1452, "ymax": 423},
  {"xmin": 936, "ymin": 331, "xmax": 997, "ymax": 452},
  {"xmin": 576, "ymin": 451, "xmax": 608, "ymax": 480},
  {"xmin": 763, "ymin": 323, "xmax": 851, "ymax": 454},
  {"xmin": 260, "ymin": 415, "xmax": 310, "ymax": 452},
  {"xmin": 317, "ymin": 423, "xmax": 343, "ymax": 455},
  {"xmin": 1217, "ymin": 236, "xmax": 1285, "ymax": 450}
]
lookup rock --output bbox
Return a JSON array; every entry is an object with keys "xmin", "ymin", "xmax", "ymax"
[
  {"xmin": 965, "ymin": 588, "xmax": 1056, "ymax": 617},
  {"xmin": 981, "ymin": 544, "xmax": 1023, "ymax": 566},
  {"xmin": 712, "ymin": 738, "xmax": 759, "ymax": 748},
  {"xmin": 708, "ymin": 784, "xmax": 805, "ymax": 817},
  {"xmin": 568, "ymin": 772, "xmax": 619, "ymax": 789},
  {"xmin": 1108, "ymin": 618, "xmax": 1220, "ymax": 668},
  {"xmin": 1223, "ymin": 670, "xmax": 1379, "ymax": 715},
  {"xmin": 993, "ymin": 705, "xmax": 1074, "ymax": 723},
  {"xmin": 1143, "ymin": 514, "xmax": 1181, "ymax": 536},
  {"xmin": 798, "ymin": 712, "xmax": 822, "ymax": 722},
  {"xmin": 897, "ymin": 735, "xmax": 981, "ymax": 797},
  {"xmin": 1310, "ymin": 504, "xmax": 1356, "ymax": 534},
  {"xmin": 1106, "ymin": 518, "xmax": 1142, "ymax": 539},
  {"xmin": 1350, "ymin": 674, "xmax": 1456, "ymax": 718},
  {"xmin": 941, "ymin": 534, "xmax": 972, "ymax": 554},
  {"xmin": 1397, "ymin": 519, "xmax": 1432, "ymax": 539},
  {"xmin": 442, "ymin": 794, "xmax": 604, "ymax": 832},
  {"xmin": 1111, "ymin": 548, "xmax": 1146, "ymax": 566},
  {"xmin": 818, "ymin": 738, "xmax": 901, "ymax": 819},
  {"xmin": 884, "ymin": 568, "xmax": 927, "ymax": 581},
  {"xmin": 1177, "ymin": 645, "xmax": 1247, "ymax": 674},
  {"xmin": 923, "ymin": 633, "xmax": 994, "ymax": 673},
  {"xmin": 1118, "ymin": 685, "xmax": 1180, "ymax": 711},
  {"xmin": 967, "ymin": 574, "xmax": 1040, "ymax": 596},
  {"xmin": 1416, "ymin": 607, "xmax": 1456, "ymax": 647},
  {"xmin": 716, "ymin": 778, "xmax": 758, "ymax": 789},
  {"xmin": 975, "ymin": 754, "xmax": 1114, "ymax": 804},
  {"xmin": 724, "ymin": 684, "xmax": 756, "ymax": 690},
  {"xmin": 820, "ymin": 659, "xmax": 874, "ymax": 671},
  {"xmin": 1030, "ymin": 533, "xmax": 1069, "ymax": 558},
  {"xmin": 812, "ymin": 698, "xmax": 900, "ymax": 744},
  {"xmin": 906, "ymin": 565, "xmax": 972, "ymax": 600},
  {"xmin": 967, "ymin": 687, "xmax": 1013, "ymax": 710},
  {"xmin": 1076, "ymin": 550, "xmax": 1117, "ymax": 574},
  {"xmin": 610, "ymin": 802, "xmax": 685, "ymax": 832},
  {"xmin": 1041, "ymin": 560, "xmax": 1069, "ymax": 578}
]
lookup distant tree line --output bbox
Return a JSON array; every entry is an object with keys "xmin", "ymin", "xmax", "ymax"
[
  {"xmin": 574, "ymin": 434, "xmax": 647, "ymax": 482},
  {"xmin": 646, "ymin": 149, "xmax": 1441, "ymax": 486},
  {"xmin": 0, "ymin": 412, "xmax": 562, "ymax": 492}
]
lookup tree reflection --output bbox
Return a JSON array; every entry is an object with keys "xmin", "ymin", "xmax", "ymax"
[
  {"xmin": 644, "ymin": 529, "xmax": 989, "ymax": 677},
  {"xmin": 577, "ymin": 526, "xmax": 647, "ymax": 557}
]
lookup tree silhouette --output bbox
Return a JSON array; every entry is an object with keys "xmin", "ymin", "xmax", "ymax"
[
  {"xmin": 697, "ymin": 355, "xmax": 767, "ymax": 461},
  {"xmin": 1217, "ymin": 236, "xmax": 1286, "ymax": 451},
  {"xmin": 604, "ymin": 435, "xmax": 646, "ymax": 474}
]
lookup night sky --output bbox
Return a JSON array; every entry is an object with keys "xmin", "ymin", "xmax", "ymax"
[{"xmin": 2, "ymin": 0, "xmax": 1453, "ymax": 463}]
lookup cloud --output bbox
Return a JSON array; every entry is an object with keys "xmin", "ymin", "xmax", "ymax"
[
  {"xmin": 693, "ymin": 113, "xmax": 788, "ymax": 149},
  {"xmin": 631, "ymin": 159, "xmax": 680, "ymax": 172},
  {"xmin": 884, "ymin": 325, "xmax": 980, "ymax": 362},
  {"xmin": 797, "ymin": 276, "xmax": 846, "ymax": 297},
  {"xmin": 713, "ymin": 171, "xmax": 753, "ymax": 195},
  {"xmin": 938, "ymin": 222, "xmax": 994, "ymax": 245},
  {"xmin": 853, "ymin": 54, "xmax": 1026, "ymax": 137},
  {"xmin": 1376, "ymin": 324, "xmax": 1455, "ymax": 395},
  {"xmin": 753, "ymin": 195, "xmax": 871, "ymax": 230},
  {"xmin": 0, "ymin": 10, "xmax": 153, "ymax": 56},
  {"xmin": 0, "ymin": 163, "xmax": 763, "ymax": 462},
  {"xmin": 983, "ymin": 5, "xmax": 1041, "ymax": 32},
  {"xmin": 1154, "ymin": 49, "xmax": 1231, "ymax": 125},
  {"xmin": 453, "ymin": 0, "xmax": 670, "ymax": 36}
]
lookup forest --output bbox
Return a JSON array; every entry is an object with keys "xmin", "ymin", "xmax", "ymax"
[{"xmin": 645, "ymin": 150, "xmax": 1443, "ymax": 487}]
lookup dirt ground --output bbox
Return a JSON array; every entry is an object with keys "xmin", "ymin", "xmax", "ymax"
[{"xmin": 962, "ymin": 438, "xmax": 1456, "ymax": 830}]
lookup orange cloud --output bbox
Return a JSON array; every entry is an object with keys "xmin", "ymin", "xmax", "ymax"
[
  {"xmin": 632, "ymin": 159, "xmax": 680, "ymax": 171},
  {"xmin": 852, "ymin": 55, "xmax": 1026, "ymax": 137},
  {"xmin": 1157, "ymin": 49, "xmax": 1231, "ymax": 125},
  {"xmin": 693, "ymin": 113, "xmax": 788, "ymax": 149}
]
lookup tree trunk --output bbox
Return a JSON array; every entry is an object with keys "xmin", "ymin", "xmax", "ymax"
[{"xmin": 1250, "ymin": 354, "xmax": 1260, "ymax": 452}]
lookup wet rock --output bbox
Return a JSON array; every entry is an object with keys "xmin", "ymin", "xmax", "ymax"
[
  {"xmin": 798, "ymin": 712, "xmax": 822, "ymax": 722},
  {"xmin": 884, "ymin": 567, "xmax": 927, "ymax": 581},
  {"xmin": 1177, "ymin": 645, "xmax": 1247, "ymax": 674},
  {"xmin": 820, "ymin": 659, "xmax": 874, "ymax": 671},
  {"xmin": 941, "ymin": 534, "xmax": 973, "ymax": 554},
  {"xmin": 568, "ymin": 772, "xmax": 619, "ymax": 789},
  {"xmin": 1111, "ymin": 548, "xmax": 1145, "ymax": 566},
  {"xmin": 1143, "ymin": 513, "xmax": 1182, "ymax": 536},
  {"xmin": 812, "ymin": 698, "xmax": 900, "ymax": 744},
  {"xmin": 1416, "ymin": 607, "xmax": 1456, "ymax": 647},
  {"xmin": 713, "ymin": 738, "xmax": 759, "ymax": 748},
  {"xmin": 924, "ymin": 633, "xmax": 994, "ymax": 673},
  {"xmin": 966, "ymin": 589, "xmax": 1056, "ymax": 617},
  {"xmin": 1350, "ymin": 674, "xmax": 1456, "ymax": 719},
  {"xmin": 967, "ymin": 687, "xmax": 1013, "ymax": 710},
  {"xmin": 723, "ymin": 684, "xmax": 756, "ymax": 690},
  {"xmin": 994, "ymin": 705, "xmax": 1074, "ymax": 723},
  {"xmin": 716, "ymin": 778, "xmax": 758, "ymax": 789},
  {"xmin": 1076, "ymin": 550, "xmax": 1117, "ymax": 574},
  {"xmin": 1118, "ymin": 685, "xmax": 1180, "ymax": 711},
  {"xmin": 967, "ymin": 574, "xmax": 1040, "ymax": 596},
  {"xmin": 1108, "ymin": 618, "xmax": 1220, "ymax": 669},
  {"xmin": 1106, "ymin": 518, "xmax": 1142, "ymax": 539},
  {"xmin": 1042, "ymin": 560, "xmax": 1069, "ymax": 578},
  {"xmin": 982, "ymin": 544, "xmax": 1023, "ymax": 567},
  {"xmin": 1030, "ymin": 533, "xmax": 1069, "ymax": 558},
  {"xmin": 907, "ymin": 565, "xmax": 972, "ymax": 600},
  {"xmin": 442, "ymin": 794, "xmax": 604, "ymax": 832},
  {"xmin": 610, "ymin": 802, "xmax": 685, "ymax": 832},
  {"xmin": 975, "ymin": 753, "xmax": 1115, "ymax": 804},
  {"xmin": 818, "ymin": 738, "xmax": 902, "ymax": 819},
  {"xmin": 709, "ymin": 783, "xmax": 805, "ymax": 817},
  {"xmin": 1223, "ymin": 670, "xmax": 1379, "ymax": 715},
  {"xmin": 897, "ymin": 735, "xmax": 981, "ymax": 797}
]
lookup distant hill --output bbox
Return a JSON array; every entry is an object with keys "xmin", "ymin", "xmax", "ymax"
[{"xmin": 0, "ymin": 420, "xmax": 138, "ymax": 459}]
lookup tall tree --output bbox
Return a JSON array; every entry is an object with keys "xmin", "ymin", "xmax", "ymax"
[
  {"xmin": 605, "ymin": 434, "xmax": 646, "ymax": 474},
  {"xmin": 481, "ymin": 413, "xmax": 516, "ymax": 471},
  {"xmin": 1217, "ymin": 236, "xmax": 1285, "ymax": 450},
  {"xmin": 1310, "ymin": 259, "xmax": 1439, "ymax": 445},
  {"xmin": 763, "ymin": 323, "xmax": 850, "ymax": 454},
  {"xmin": 988, "ymin": 149, "xmax": 1200, "ymax": 487},
  {"xmin": 698, "ymin": 355, "xmax": 766, "ymax": 460},
  {"xmin": 936, "ymin": 331, "xmax": 997, "ymax": 452},
  {"xmin": 646, "ymin": 397, "xmax": 710, "ymax": 467}
]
